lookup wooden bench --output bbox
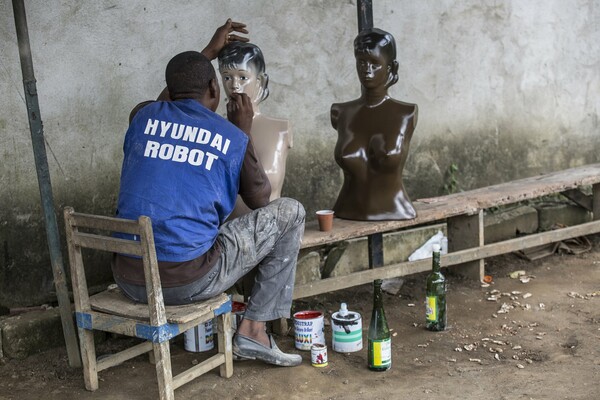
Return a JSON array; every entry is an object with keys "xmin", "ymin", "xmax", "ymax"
[{"xmin": 293, "ymin": 163, "xmax": 600, "ymax": 299}]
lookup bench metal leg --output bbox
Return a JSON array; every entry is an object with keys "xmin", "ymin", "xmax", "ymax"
[
  {"xmin": 368, "ymin": 233, "xmax": 384, "ymax": 269},
  {"xmin": 447, "ymin": 210, "xmax": 484, "ymax": 281}
]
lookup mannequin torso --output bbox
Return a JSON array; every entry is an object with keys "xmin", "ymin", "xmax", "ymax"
[
  {"xmin": 229, "ymin": 113, "xmax": 292, "ymax": 217},
  {"xmin": 251, "ymin": 114, "xmax": 292, "ymax": 200},
  {"xmin": 332, "ymin": 98, "xmax": 417, "ymax": 220}
]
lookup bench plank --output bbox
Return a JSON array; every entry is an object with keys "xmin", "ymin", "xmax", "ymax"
[
  {"xmin": 294, "ymin": 219, "xmax": 600, "ymax": 298},
  {"xmin": 440, "ymin": 163, "xmax": 600, "ymax": 210},
  {"xmin": 302, "ymin": 163, "xmax": 600, "ymax": 249},
  {"xmin": 302, "ymin": 196, "xmax": 478, "ymax": 249}
]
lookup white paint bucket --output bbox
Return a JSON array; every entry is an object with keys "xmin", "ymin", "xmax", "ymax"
[
  {"xmin": 293, "ymin": 310, "xmax": 325, "ymax": 351},
  {"xmin": 331, "ymin": 304, "xmax": 363, "ymax": 353},
  {"xmin": 184, "ymin": 319, "xmax": 214, "ymax": 352}
]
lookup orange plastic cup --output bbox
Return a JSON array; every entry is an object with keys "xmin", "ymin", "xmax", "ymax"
[{"xmin": 316, "ymin": 210, "xmax": 334, "ymax": 232}]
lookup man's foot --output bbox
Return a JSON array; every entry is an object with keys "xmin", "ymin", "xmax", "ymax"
[{"xmin": 233, "ymin": 333, "xmax": 302, "ymax": 367}]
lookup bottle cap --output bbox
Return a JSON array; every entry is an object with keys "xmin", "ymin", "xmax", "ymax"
[
  {"xmin": 339, "ymin": 302, "xmax": 348, "ymax": 317},
  {"xmin": 432, "ymin": 243, "xmax": 441, "ymax": 253}
]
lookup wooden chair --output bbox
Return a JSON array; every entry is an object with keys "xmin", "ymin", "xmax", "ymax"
[{"xmin": 63, "ymin": 207, "xmax": 233, "ymax": 400}]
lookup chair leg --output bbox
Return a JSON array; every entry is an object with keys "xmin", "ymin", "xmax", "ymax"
[
  {"xmin": 148, "ymin": 349, "xmax": 156, "ymax": 365},
  {"xmin": 78, "ymin": 328, "xmax": 99, "ymax": 391},
  {"xmin": 217, "ymin": 313, "xmax": 234, "ymax": 378},
  {"xmin": 271, "ymin": 318, "xmax": 288, "ymax": 335},
  {"xmin": 153, "ymin": 341, "xmax": 175, "ymax": 400}
]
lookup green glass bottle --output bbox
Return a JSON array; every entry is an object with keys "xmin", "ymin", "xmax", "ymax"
[
  {"xmin": 368, "ymin": 279, "xmax": 391, "ymax": 371},
  {"xmin": 426, "ymin": 243, "xmax": 447, "ymax": 331}
]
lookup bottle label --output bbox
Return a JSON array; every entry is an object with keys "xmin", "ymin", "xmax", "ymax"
[
  {"xmin": 426, "ymin": 296, "xmax": 437, "ymax": 322},
  {"xmin": 369, "ymin": 338, "xmax": 391, "ymax": 367}
]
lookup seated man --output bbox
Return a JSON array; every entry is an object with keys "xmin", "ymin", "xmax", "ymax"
[{"xmin": 111, "ymin": 19, "xmax": 305, "ymax": 367}]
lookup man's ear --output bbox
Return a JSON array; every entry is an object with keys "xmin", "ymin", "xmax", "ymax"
[
  {"xmin": 208, "ymin": 78, "xmax": 219, "ymax": 99},
  {"xmin": 203, "ymin": 78, "xmax": 220, "ymax": 112}
]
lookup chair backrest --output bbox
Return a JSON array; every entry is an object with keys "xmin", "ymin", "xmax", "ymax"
[{"xmin": 63, "ymin": 207, "xmax": 167, "ymax": 326}]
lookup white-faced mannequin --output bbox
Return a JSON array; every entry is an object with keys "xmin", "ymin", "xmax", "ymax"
[{"xmin": 219, "ymin": 42, "xmax": 293, "ymax": 218}]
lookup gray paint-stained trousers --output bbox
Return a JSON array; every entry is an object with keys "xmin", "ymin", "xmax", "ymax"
[{"xmin": 117, "ymin": 197, "xmax": 305, "ymax": 321}]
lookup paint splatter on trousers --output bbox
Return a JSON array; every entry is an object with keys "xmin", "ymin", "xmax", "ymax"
[{"xmin": 117, "ymin": 197, "xmax": 305, "ymax": 321}]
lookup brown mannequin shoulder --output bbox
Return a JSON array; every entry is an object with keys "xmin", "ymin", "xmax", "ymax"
[{"xmin": 386, "ymin": 98, "xmax": 417, "ymax": 114}]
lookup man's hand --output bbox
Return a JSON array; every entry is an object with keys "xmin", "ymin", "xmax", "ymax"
[
  {"xmin": 201, "ymin": 19, "xmax": 249, "ymax": 60},
  {"xmin": 227, "ymin": 92, "xmax": 253, "ymax": 134}
]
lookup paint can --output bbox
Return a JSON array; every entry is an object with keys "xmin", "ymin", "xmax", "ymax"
[
  {"xmin": 331, "ymin": 303, "xmax": 363, "ymax": 353},
  {"xmin": 293, "ymin": 310, "xmax": 325, "ymax": 351},
  {"xmin": 230, "ymin": 301, "xmax": 246, "ymax": 333},
  {"xmin": 183, "ymin": 319, "xmax": 214, "ymax": 352},
  {"xmin": 311, "ymin": 343, "xmax": 328, "ymax": 367}
]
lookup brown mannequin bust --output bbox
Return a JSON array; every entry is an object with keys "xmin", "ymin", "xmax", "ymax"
[
  {"xmin": 218, "ymin": 42, "xmax": 292, "ymax": 218},
  {"xmin": 331, "ymin": 28, "xmax": 418, "ymax": 221}
]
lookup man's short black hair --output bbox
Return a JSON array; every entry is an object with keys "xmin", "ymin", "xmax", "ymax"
[{"xmin": 165, "ymin": 51, "xmax": 216, "ymax": 99}]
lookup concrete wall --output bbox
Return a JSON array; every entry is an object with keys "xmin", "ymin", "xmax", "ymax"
[{"xmin": 1, "ymin": 1, "xmax": 598, "ymax": 307}]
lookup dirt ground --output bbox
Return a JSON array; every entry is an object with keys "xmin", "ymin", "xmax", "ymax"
[{"xmin": 1, "ymin": 240, "xmax": 599, "ymax": 400}]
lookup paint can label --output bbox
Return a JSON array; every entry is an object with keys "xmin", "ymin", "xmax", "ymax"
[
  {"xmin": 331, "ymin": 311, "xmax": 363, "ymax": 353},
  {"xmin": 230, "ymin": 301, "xmax": 246, "ymax": 333},
  {"xmin": 183, "ymin": 320, "xmax": 214, "ymax": 352},
  {"xmin": 311, "ymin": 344, "xmax": 328, "ymax": 367},
  {"xmin": 293, "ymin": 311, "xmax": 325, "ymax": 351}
]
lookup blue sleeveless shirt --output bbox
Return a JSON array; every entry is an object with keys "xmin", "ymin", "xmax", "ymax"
[{"xmin": 116, "ymin": 99, "xmax": 248, "ymax": 262}]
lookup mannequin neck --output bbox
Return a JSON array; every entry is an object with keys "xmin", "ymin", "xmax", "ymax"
[
  {"xmin": 252, "ymin": 103, "xmax": 261, "ymax": 117},
  {"xmin": 361, "ymin": 87, "xmax": 390, "ymax": 107}
]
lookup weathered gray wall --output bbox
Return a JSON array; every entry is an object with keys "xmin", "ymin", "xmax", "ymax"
[{"xmin": 1, "ymin": 1, "xmax": 598, "ymax": 307}]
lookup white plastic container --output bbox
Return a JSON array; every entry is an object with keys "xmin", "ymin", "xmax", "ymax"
[
  {"xmin": 184, "ymin": 320, "xmax": 214, "ymax": 352},
  {"xmin": 331, "ymin": 303, "xmax": 363, "ymax": 353}
]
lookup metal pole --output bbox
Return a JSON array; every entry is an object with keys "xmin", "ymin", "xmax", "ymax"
[
  {"xmin": 357, "ymin": 0, "xmax": 374, "ymax": 32},
  {"xmin": 11, "ymin": 0, "xmax": 81, "ymax": 368},
  {"xmin": 368, "ymin": 233, "xmax": 384, "ymax": 269}
]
